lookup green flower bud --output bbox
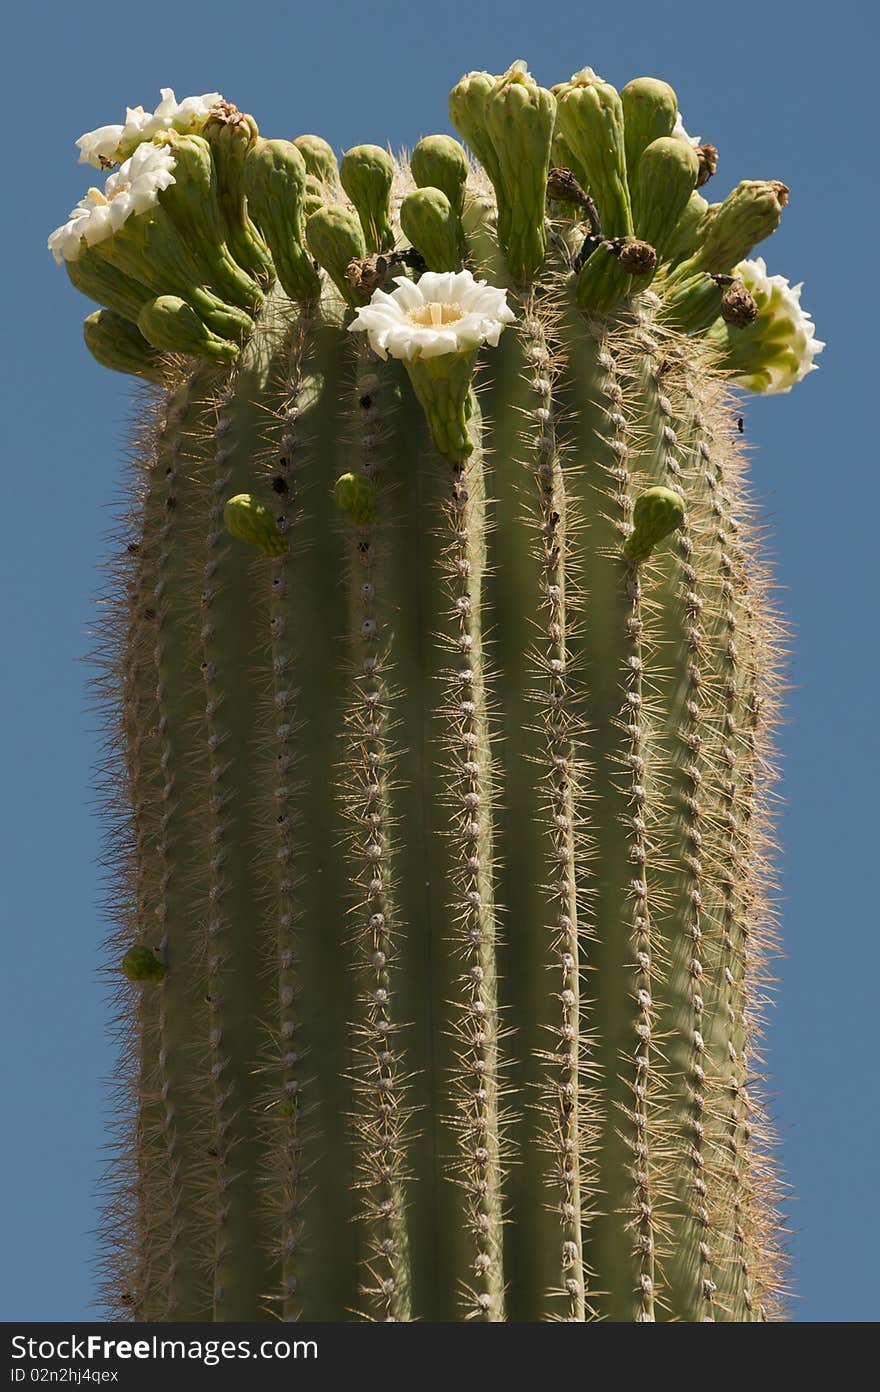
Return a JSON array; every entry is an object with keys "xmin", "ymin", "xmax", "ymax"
[
  {"xmin": 294, "ymin": 134, "xmax": 339, "ymax": 189},
  {"xmin": 93, "ymin": 212, "xmax": 254, "ymax": 343},
  {"xmin": 482, "ymin": 62, "xmax": 556, "ymax": 283},
  {"xmin": 620, "ymin": 77, "xmax": 679, "ymax": 178},
  {"xmin": 84, "ymin": 309, "xmax": 163, "ymax": 381},
  {"xmin": 624, "ymin": 485, "xmax": 686, "ymax": 560},
  {"xmin": 243, "ymin": 139, "xmax": 321, "ymax": 302},
  {"xmin": 305, "ymin": 204, "xmax": 367, "ymax": 304},
  {"xmin": 555, "ymin": 69, "xmax": 633, "ymax": 238},
  {"xmin": 680, "ymin": 179, "xmax": 789, "ymax": 276},
  {"xmin": 121, "ymin": 945, "xmax": 167, "ymax": 983},
  {"xmin": 334, "ymin": 472, "xmax": 377, "ymax": 524},
  {"xmin": 400, "ymin": 187, "xmax": 463, "ymax": 272},
  {"xmin": 202, "ymin": 101, "xmax": 274, "ymax": 284},
  {"xmin": 410, "ymin": 135, "xmax": 469, "ymax": 219},
  {"xmin": 664, "ymin": 190, "xmax": 712, "ymax": 265},
  {"xmin": 66, "ymin": 246, "xmax": 155, "ymax": 322},
  {"xmin": 576, "ymin": 241, "xmax": 632, "ymax": 314},
  {"xmin": 630, "ymin": 136, "xmax": 699, "ymax": 259},
  {"xmin": 339, "ymin": 144, "xmax": 396, "ymax": 254},
  {"xmin": 303, "ymin": 175, "xmax": 328, "ymax": 219},
  {"xmin": 223, "ymin": 493, "xmax": 288, "ymax": 557},
  {"xmin": 138, "ymin": 295, "xmax": 239, "ymax": 363},
  {"xmin": 157, "ymin": 133, "xmax": 263, "ymax": 310},
  {"xmin": 661, "ymin": 269, "xmax": 726, "ymax": 333},
  {"xmin": 448, "ymin": 70, "xmax": 501, "ymax": 186},
  {"xmin": 406, "ymin": 351, "xmax": 478, "ymax": 461}
]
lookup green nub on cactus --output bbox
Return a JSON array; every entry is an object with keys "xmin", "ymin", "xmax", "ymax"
[{"xmin": 51, "ymin": 68, "xmax": 823, "ymax": 1323}]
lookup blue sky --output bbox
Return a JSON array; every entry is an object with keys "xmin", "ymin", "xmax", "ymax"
[{"xmin": 3, "ymin": 0, "xmax": 877, "ymax": 1322}]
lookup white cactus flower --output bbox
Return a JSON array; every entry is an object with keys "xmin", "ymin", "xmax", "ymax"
[
  {"xmin": 48, "ymin": 143, "xmax": 177, "ymax": 263},
  {"xmin": 348, "ymin": 270, "xmax": 515, "ymax": 361},
  {"xmin": 730, "ymin": 257, "xmax": 825, "ymax": 393},
  {"xmin": 672, "ymin": 113, "xmax": 701, "ymax": 148},
  {"xmin": 76, "ymin": 88, "xmax": 223, "ymax": 168}
]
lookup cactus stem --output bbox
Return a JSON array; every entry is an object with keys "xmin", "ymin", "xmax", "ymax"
[
  {"xmin": 120, "ymin": 382, "xmax": 180, "ymax": 1320},
  {"xmin": 198, "ymin": 299, "xmax": 292, "ymax": 1319},
  {"xmin": 439, "ymin": 401, "xmax": 505, "ymax": 1321},
  {"xmin": 678, "ymin": 365, "xmax": 783, "ymax": 1319},
  {"xmin": 341, "ymin": 339, "xmax": 413, "ymax": 1321},
  {"xmin": 517, "ymin": 291, "xmax": 587, "ymax": 1320},
  {"xmin": 146, "ymin": 370, "xmax": 217, "ymax": 1320},
  {"xmin": 264, "ymin": 306, "xmax": 316, "ymax": 1321}
]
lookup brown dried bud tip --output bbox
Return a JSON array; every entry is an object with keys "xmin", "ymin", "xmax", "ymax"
[
  {"xmin": 771, "ymin": 181, "xmax": 790, "ymax": 207},
  {"xmin": 345, "ymin": 248, "xmax": 424, "ymax": 297},
  {"xmin": 615, "ymin": 237, "xmax": 658, "ymax": 275},
  {"xmin": 547, "ymin": 166, "xmax": 589, "ymax": 207},
  {"xmin": 204, "ymin": 100, "xmax": 259, "ymax": 147},
  {"xmin": 345, "ymin": 254, "xmax": 393, "ymax": 296},
  {"xmin": 720, "ymin": 281, "xmax": 759, "ymax": 327},
  {"xmin": 696, "ymin": 144, "xmax": 718, "ymax": 188}
]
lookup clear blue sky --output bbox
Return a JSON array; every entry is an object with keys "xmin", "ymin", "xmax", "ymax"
[{"xmin": 3, "ymin": 0, "xmax": 876, "ymax": 1322}]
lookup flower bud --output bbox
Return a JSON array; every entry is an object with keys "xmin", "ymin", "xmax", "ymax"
[
  {"xmin": 630, "ymin": 136, "xmax": 699, "ymax": 259},
  {"xmin": 305, "ymin": 204, "xmax": 367, "ymax": 304},
  {"xmin": 202, "ymin": 101, "xmax": 274, "ymax": 284},
  {"xmin": 624, "ymin": 486, "xmax": 686, "ymax": 560},
  {"xmin": 121, "ymin": 945, "xmax": 167, "ymax": 983},
  {"xmin": 664, "ymin": 191, "xmax": 712, "ymax": 265},
  {"xmin": 481, "ymin": 62, "xmax": 556, "ymax": 283},
  {"xmin": 400, "ymin": 188, "xmax": 463, "ymax": 272},
  {"xmin": 448, "ymin": 71, "xmax": 501, "ymax": 186},
  {"xmin": 684, "ymin": 179, "xmax": 789, "ymax": 275},
  {"xmin": 339, "ymin": 145, "xmax": 396, "ymax": 253},
  {"xmin": 576, "ymin": 241, "xmax": 631, "ymax": 314},
  {"xmin": 555, "ymin": 69, "xmax": 633, "ymax": 237},
  {"xmin": 620, "ymin": 77, "xmax": 678, "ymax": 179},
  {"xmin": 138, "ymin": 295, "xmax": 239, "ymax": 363},
  {"xmin": 661, "ymin": 270, "xmax": 725, "ymax": 333},
  {"xmin": 157, "ymin": 133, "xmax": 263, "ymax": 310},
  {"xmin": 243, "ymin": 139, "xmax": 321, "ymax": 301},
  {"xmin": 223, "ymin": 494, "xmax": 288, "ymax": 556},
  {"xmin": 66, "ymin": 246, "xmax": 155, "ymax": 323},
  {"xmin": 334, "ymin": 472, "xmax": 377, "ymax": 525},
  {"xmin": 410, "ymin": 135, "xmax": 469, "ymax": 219},
  {"xmin": 83, "ymin": 309, "xmax": 163, "ymax": 381},
  {"xmin": 294, "ymin": 134, "xmax": 339, "ymax": 189}
]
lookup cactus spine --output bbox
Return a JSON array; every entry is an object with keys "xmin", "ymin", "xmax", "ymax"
[{"xmin": 57, "ymin": 66, "xmax": 821, "ymax": 1322}]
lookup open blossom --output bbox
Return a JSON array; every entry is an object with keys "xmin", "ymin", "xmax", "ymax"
[
  {"xmin": 76, "ymin": 88, "xmax": 223, "ymax": 169},
  {"xmin": 729, "ymin": 256, "xmax": 825, "ymax": 393},
  {"xmin": 48, "ymin": 143, "xmax": 176, "ymax": 263},
  {"xmin": 348, "ymin": 270, "xmax": 515, "ymax": 361}
]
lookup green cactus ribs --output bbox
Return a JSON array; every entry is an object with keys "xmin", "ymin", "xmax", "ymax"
[{"xmin": 55, "ymin": 66, "xmax": 823, "ymax": 1321}]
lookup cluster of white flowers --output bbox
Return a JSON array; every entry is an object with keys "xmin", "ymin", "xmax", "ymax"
[
  {"xmin": 348, "ymin": 270, "xmax": 515, "ymax": 361},
  {"xmin": 731, "ymin": 257, "xmax": 825, "ymax": 393},
  {"xmin": 48, "ymin": 143, "xmax": 176, "ymax": 263},
  {"xmin": 76, "ymin": 88, "xmax": 223, "ymax": 169}
]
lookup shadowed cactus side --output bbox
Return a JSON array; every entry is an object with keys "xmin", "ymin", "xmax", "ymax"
[{"xmin": 52, "ymin": 66, "xmax": 823, "ymax": 1322}]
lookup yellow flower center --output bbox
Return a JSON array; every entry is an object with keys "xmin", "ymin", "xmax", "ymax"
[
  {"xmin": 86, "ymin": 187, "xmax": 110, "ymax": 206},
  {"xmin": 409, "ymin": 301, "xmax": 463, "ymax": 328}
]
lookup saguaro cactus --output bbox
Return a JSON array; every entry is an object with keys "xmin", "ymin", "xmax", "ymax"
[{"xmin": 51, "ymin": 67, "xmax": 823, "ymax": 1322}]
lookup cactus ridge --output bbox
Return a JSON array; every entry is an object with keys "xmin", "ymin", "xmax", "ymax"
[{"xmin": 65, "ymin": 63, "xmax": 808, "ymax": 1322}]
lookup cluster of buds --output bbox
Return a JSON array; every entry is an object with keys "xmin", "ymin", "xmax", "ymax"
[{"xmin": 49, "ymin": 71, "xmax": 823, "ymax": 415}]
